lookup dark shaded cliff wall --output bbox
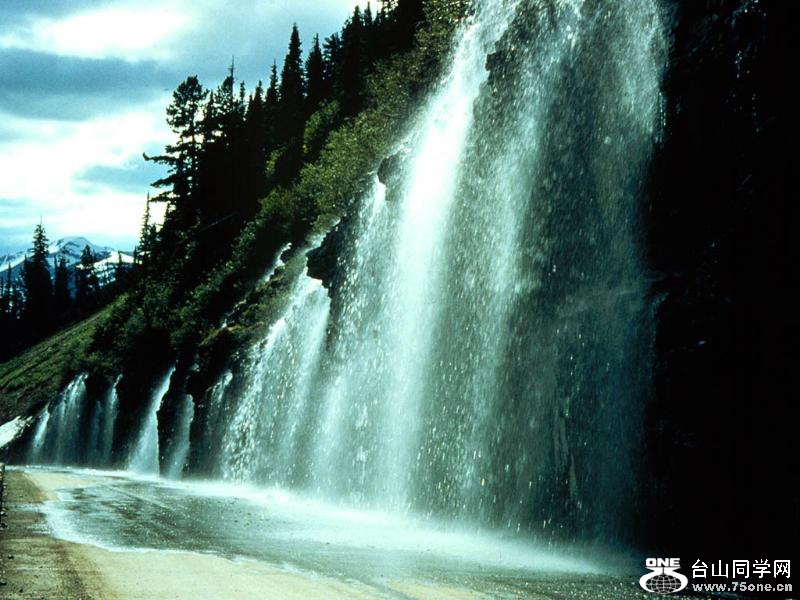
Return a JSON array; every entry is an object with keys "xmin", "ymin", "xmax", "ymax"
[{"xmin": 645, "ymin": 0, "xmax": 797, "ymax": 553}]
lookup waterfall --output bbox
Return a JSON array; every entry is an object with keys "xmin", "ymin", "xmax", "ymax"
[
  {"xmin": 26, "ymin": 373, "xmax": 117, "ymax": 467},
  {"xmin": 28, "ymin": 407, "xmax": 51, "ymax": 463},
  {"xmin": 164, "ymin": 394, "xmax": 194, "ymax": 479},
  {"xmin": 309, "ymin": 0, "xmax": 523, "ymax": 506},
  {"xmin": 15, "ymin": 0, "xmax": 665, "ymax": 548},
  {"xmin": 210, "ymin": 0, "xmax": 665, "ymax": 542},
  {"xmin": 129, "ymin": 368, "xmax": 174, "ymax": 474},
  {"xmin": 87, "ymin": 376, "xmax": 120, "ymax": 465},
  {"xmin": 100, "ymin": 378, "xmax": 121, "ymax": 462},
  {"xmin": 28, "ymin": 375, "xmax": 88, "ymax": 465},
  {"xmin": 218, "ymin": 266, "xmax": 331, "ymax": 484},
  {"xmin": 24, "ymin": 371, "xmax": 167, "ymax": 474}
]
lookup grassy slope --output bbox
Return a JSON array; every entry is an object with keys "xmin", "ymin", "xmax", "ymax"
[{"xmin": 0, "ymin": 305, "xmax": 114, "ymax": 423}]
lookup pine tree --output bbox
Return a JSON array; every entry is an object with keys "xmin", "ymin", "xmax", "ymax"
[
  {"xmin": 75, "ymin": 245, "xmax": 100, "ymax": 310},
  {"xmin": 135, "ymin": 194, "xmax": 157, "ymax": 265},
  {"xmin": 363, "ymin": 2, "xmax": 379, "ymax": 60},
  {"xmin": 146, "ymin": 76, "xmax": 208, "ymax": 224},
  {"xmin": 246, "ymin": 82, "xmax": 265, "ymax": 145},
  {"xmin": 195, "ymin": 62, "xmax": 247, "ymax": 225},
  {"xmin": 392, "ymin": 0, "xmax": 424, "ymax": 50},
  {"xmin": 264, "ymin": 62, "xmax": 280, "ymax": 146},
  {"xmin": 272, "ymin": 25, "xmax": 308, "ymax": 184},
  {"xmin": 21, "ymin": 223, "xmax": 53, "ymax": 334},
  {"xmin": 53, "ymin": 255, "xmax": 71, "ymax": 317},
  {"xmin": 278, "ymin": 25, "xmax": 306, "ymax": 143},
  {"xmin": 364, "ymin": 2, "xmax": 374, "ymax": 29},
  {"xmin": 340, "ymin": 6, "xmax": 366, "ymax": 116},
  {"xmin": 305, "ymin": 34, "xmax": 326, "ymax": 116},
  {"xmin": 211, "ymin": 62, "xmax": 243, "ymax": 150},
  {"xmin": 266, "ymin": 62, "xmax": 279, "ymax": 108},
  {"xmin": 114, "ymin": 252, "xmax": 129, "ymax": 290},
  {"xmin": 200, "ymin": 91, "xmax": 219, "ymax": 145},
  {"xmin": 243, "ymin": 82, "xmax": 268, "ymax": 214},
  {"xmin": 322, "ymin": 34, "xmax": 342, "ymax": 98}
]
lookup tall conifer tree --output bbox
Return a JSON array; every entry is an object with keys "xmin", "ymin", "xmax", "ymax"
[
  {"xmin": 21, "ymin": 223, "xmax": 53, "ymax": 333},
  {"xmin": 146, "ymin": 75, "xmax": 208, "ymax": 226},
  {"xmin": 75, "ymin": 245, "xmax": 99, "ymax": 309},
  {"xmin": 53, "ymin": 255, "xmax": 71, "ymax": 316},
  {"xmin": 340, "ymin": 7, "xmax": 366, "ymax": 116},
  {"xmin": 305, "ymin": 34, "xmax": 326, "ymax": 116},
  {"xmin": 278, "ymin": 25, "xmax": 305, "ymax": 143}
]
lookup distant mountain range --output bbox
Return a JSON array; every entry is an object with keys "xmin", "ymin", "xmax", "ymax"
[{"xmin": 0, "ymin": 237, "xmax": 133, "ymax": 287}]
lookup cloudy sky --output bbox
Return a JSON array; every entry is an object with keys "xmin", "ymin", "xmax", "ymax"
[{"xmin": 0, "ymin": 0, "xmax": 366, "ymax": 253}]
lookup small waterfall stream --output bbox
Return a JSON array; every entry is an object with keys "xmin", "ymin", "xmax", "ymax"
[
  {"xmin": 27, "ymin": 374, "xmax": 120, "ymax": 467},
  {"xmin": 28, "ymin": 375, "xmax": 88, "ymax": 465},
  {"xmin": 129, "ymin": 368, "xmax": 174, "ymax": 474},
  {"xmin": 164, "ymin": 394, "xmax": 194, "ymax": 479},
  {"xmin": 87, "ymin": 376, "xmax": 120, "ymax": 465},
  {"xmin": 219, "ymin": 264, "xmax": 331, "ymax": 484}
]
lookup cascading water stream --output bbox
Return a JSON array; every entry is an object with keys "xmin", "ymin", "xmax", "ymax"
[
  {"xmin": 219, "ymin": 263, "xmax": 331, "ymax": 483},
  {"xmin": 28, "ymin": 406, "xmax": 51, "ymax": 463},
  {"xmin": 87, "ymin": 375, "xmax": 121, "ymax": 465},
  {"xmin": 312, "ymin": 0, "xmax": 526, "ymax": 506},
  {"xmin": 129, "ymin": 367, "xmax": 175, "ymax": 473},
  {"xmin": 28, "ymin": 375, "xmax": 88, "ymax": 464},
  {"xmin": 26, "ymin": 375, "xmax": 122, "ymax": 466},
  {"xmin": 165, "ymin": 394, "xmax": 195, "ymax": 479}
]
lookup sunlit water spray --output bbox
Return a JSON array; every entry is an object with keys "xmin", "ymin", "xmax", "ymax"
[{"xmin": 209, "ymin": 0, "xmax": 665, "ymax": 544}]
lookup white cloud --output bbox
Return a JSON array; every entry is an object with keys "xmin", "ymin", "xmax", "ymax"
[
  {"xmin": 0, "ymin": 0, "xmax": 367, "ymax": 251},
  {"xmin": 0, "ymin": 100, "xmax": 171, "ymax": 248},
  {"xmin": 0, "ymin": 2, "xmax": 191, "ymax": 61},
  {"xmin": 0, "ymin": 0, "xmax": 367, "ymax": 64}
]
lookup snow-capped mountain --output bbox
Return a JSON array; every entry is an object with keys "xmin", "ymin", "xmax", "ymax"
[{"xmin": 0, "ymin": 237, "xmax": 134, "ymax": 286}]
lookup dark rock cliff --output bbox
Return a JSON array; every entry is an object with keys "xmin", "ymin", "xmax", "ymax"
[
  {"xmin": 305, "ymin": 0, "xmax": 798, "ymax": 552},
  {"xmin": 644, "ymin": 0, "xmax": 797, "ymax": 553}
]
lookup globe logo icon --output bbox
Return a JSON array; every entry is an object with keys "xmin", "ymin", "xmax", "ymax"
[
  {"xmin": 639, "ymin": 558, "xmax": 689, "ymax": 594},
  {"xmin": 644, "ymin": 573, "xmax": 684, "ymax": 594}
]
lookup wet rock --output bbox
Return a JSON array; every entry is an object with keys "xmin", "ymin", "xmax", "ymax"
[
  {"xmin": 306, "ymin": 224, "xmax": 345, "ymax": 292},
  {"xmin": 377, "ymin": 152, "xmax": 403, "ymax": 188},
  {"xmin": 377, "ymin": 149, "xmax": 411, "ymax": 203}
]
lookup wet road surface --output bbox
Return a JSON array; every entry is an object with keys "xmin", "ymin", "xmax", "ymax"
[{"xmin": 1, "ymin": 466, "xmax": 702, "ymax": 599}]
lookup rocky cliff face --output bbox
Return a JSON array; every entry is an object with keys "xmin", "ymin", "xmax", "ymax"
[{"xmin": 644, "ymin": 0, "xmax": 796, "ymax": 553}]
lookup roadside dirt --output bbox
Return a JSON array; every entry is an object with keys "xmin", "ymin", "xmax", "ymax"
[
  {"xmin": 0, "ymin": 468, "xmax": 100, "ymax": 598},
  {"xmin": 0, "ymin": 469, "xmax": 386, "ymax": 599}
]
